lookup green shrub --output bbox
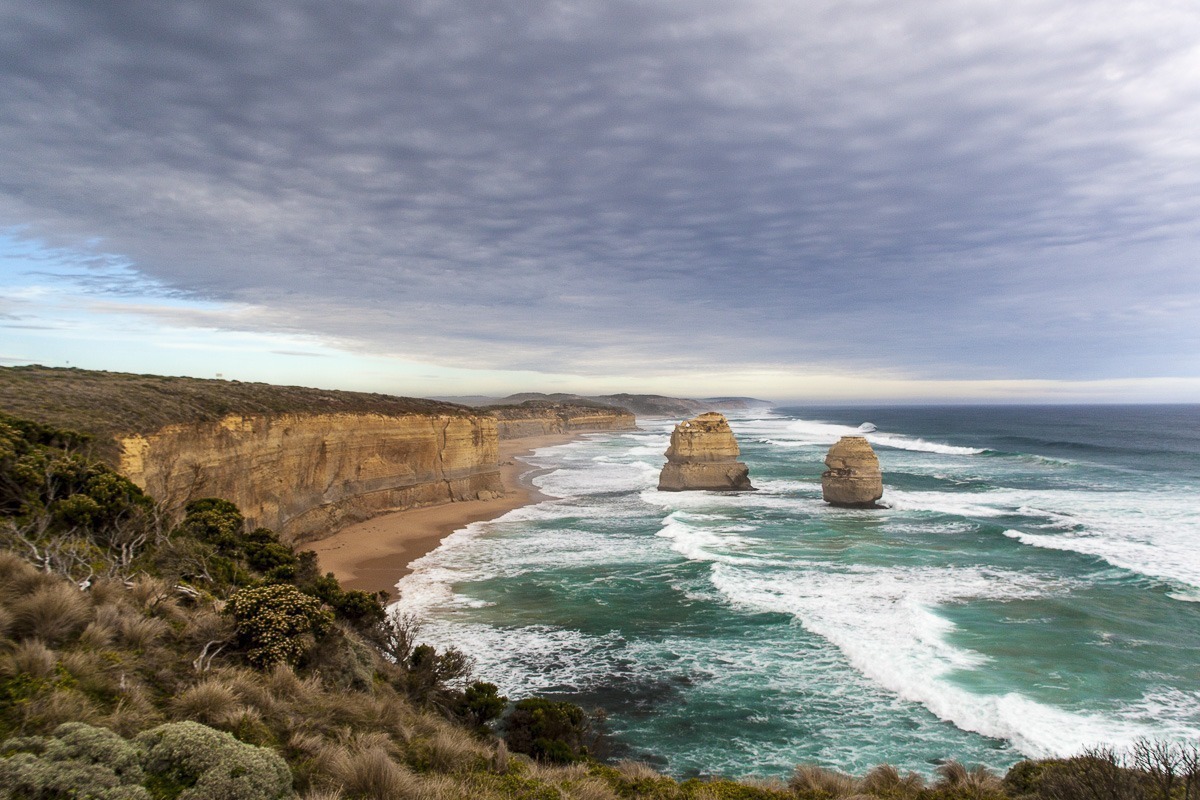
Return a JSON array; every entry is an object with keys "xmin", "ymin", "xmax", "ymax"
[
  {"xmin": 460, "ymin": 681, "xmax": 507, "ymax": 728},
  {"xmin": 0, "ymin": 721, "xmax": 149, "ymax": 800},
  {"xmin": 1004, "ymin": 750, "xmax": 1145, "ymax": 800},
  {"xmin": 177, "ymin": 499, "xmax": 246, "ymax": 556},
  {"xmin": 502, "ymin": 697, "xmax": 590, "ymax": 764},
  {"xmin": 136, "ymin": 720, "xmax": 292, "ymax": 800},
  {"xmin": 244, "ymin": 532, "xmax": 300, "ymax": 581},
  {"xmin": 303, "ymin": 573, "xmax": 385, "ymax": 628},
  {"xmin": 225, "ymin": 584, "xmax": 333, "ymax": 668}
]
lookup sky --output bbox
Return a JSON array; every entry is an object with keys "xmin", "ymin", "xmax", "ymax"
[{"xmin": 2, "ymin": 0, "xmax": 1199, "ymax": 403}]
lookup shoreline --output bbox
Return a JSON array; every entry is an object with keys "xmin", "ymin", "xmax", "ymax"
[{"xmin": 305, "ymin": 432, "xmax": 579, "ymax": 598}]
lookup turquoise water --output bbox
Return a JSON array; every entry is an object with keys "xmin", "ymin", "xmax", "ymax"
[{"xmin": 394, "ymin": 406, "xmax": 1200, "ymax": 778}]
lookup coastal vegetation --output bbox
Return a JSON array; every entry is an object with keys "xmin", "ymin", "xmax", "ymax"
[{"xmin": 2, "ymin": 407, "xmax": 1198, "ymax": 799}]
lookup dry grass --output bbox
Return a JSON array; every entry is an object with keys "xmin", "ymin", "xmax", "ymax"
[
  {"xmin": 325, "ymin": 743, "xmax": 419, "ymax": 800},
  {"xmin": 20, "ymin": 683, "xmax": 101, "ymax": 729},
  {"xmin": 421, "ymin": 727, "xmax": 491, "ymax": 773},
  {"xmin": 2, "ymin": 638, "xmax": 58, "ymax": 679},
  {"xmin": 118, "ymin": 614, "xmax": 171, "ymax": 649},
  {"xmin": 935, "ymin": 761, "xmax": 1003, "ymax": 798},
  {"xmin": 616, "ymin": 760, "xmax": 664, "ymax": 781},
  {"xmin": 790, "ymin": 764, "xmax": 859, "ymax": 798},
  {"xmin": 860, "ymin": 764, "xmax": 926, "ymax": 798},
  {"xmin": 79, "ymin": 604, "xmax": 121, "ymax": 648},
  {"xmin": 10, "ymin": 582, "xmax": 92, "ymax": 644},
  {"xmin": 171, "ymin": 678, "xmax": 244, "ymax": 726},
  {"xmin": 0, "ymin": 551, "xmax": 52, "ymax": 604},
  {"xmin": 565, "ymin": 777, "xmax": 620, "ymax": 800}
]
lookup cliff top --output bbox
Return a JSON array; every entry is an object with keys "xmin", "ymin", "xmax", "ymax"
[
  {"xmin": 443, "ymin": 392, "xmax": 773, "ymax": 417},
  {"xmin": 481, "ymin": 399, "xmax": 631, "ymax": 418},
  {"xmin": 0, "ymin": 365, "xmax": 475, "ymax": 445}
]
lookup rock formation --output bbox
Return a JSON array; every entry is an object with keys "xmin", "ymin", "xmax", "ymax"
[
  {"xmin": 821, "ymin": 436, "xmax": 883, "ymax": 507},
  {"xmin": 658, "ymin": 412, "xmax": 753, "ymax": 491}
]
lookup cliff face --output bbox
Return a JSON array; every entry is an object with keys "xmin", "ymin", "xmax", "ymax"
[
  {"xmin": 658, "ymin": 412, "xmax": 753, "ymax": 491},
  {"xmin": 821, "ymin": 436, "xmax": 884, "ymax": 507},
  {"xmin": 484, "ymin": 402, "xmax": 637, "ymax": 439},
  {"xmin": 119, "ymin": 412, "xmax": 502, "ymax": 542}
]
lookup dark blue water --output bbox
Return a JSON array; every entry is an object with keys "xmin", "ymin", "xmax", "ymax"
[{"xmin": 395, "ymin": 405, "xmax": 1200, "ymax": 778}]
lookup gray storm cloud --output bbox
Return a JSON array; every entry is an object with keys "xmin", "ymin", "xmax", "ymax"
[{"xmin": 1, "ymin": 0, "xmax": 1198, "ymax": 379}]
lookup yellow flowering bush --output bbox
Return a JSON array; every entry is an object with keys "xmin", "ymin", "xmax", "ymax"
[{"xmin": 224, "ymin": 583, "xmax": 332, "ymax": 668}]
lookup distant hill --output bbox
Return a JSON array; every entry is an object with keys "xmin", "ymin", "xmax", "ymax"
[{"xmin": 438, "ymin": 392, "xmax": 775, "ymax": 418}]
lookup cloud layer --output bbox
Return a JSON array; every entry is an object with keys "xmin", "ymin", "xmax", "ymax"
[{"xmin": 3, "ymin": 0, "xmax": 1199, "ymax": 383}]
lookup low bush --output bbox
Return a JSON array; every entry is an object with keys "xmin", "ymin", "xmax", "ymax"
[
  {"xmin": 503, "ymin": 697, "xmax": 592, "ymax": 764},
  {"xmin": 224, "ymin": 583, "xmax": 333, "ymax": 668}
]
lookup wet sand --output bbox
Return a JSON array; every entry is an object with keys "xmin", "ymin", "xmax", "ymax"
[{"xmin": 304, "ymin": 433, "xmax": 577, "ymax": 598}]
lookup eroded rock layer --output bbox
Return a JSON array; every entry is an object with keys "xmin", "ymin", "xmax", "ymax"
[
  {"xmin": 821, "ymin": 435, "xmax": 883, "ymax": 507},
  {"xmin": 658, "ymin": 412, "xmax": 753, "ymax": 491},
  {"xmin": 119, "ymin": 412, "xmax": 502, "ymax": 542}
]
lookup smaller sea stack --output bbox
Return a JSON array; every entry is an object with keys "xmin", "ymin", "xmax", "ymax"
[
  {"xmin": 821, "ymin": 436, "xmax": 883, "ymax": 507},
  {"xmin": 658, "ymin": 412, "xmax": 754, "ymax": 492}
]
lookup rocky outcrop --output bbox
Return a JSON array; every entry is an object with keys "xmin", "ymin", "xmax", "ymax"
[
  {"xmin": 821, "ymin": 436, "xmax": 883, "ymax": 507},
  {"xmin": 484, "ymin": 402, "xmax": 637, "ymax": 439},
  {"xmin": 119, "ymin": 412, "xmax": 502, "ymax": 542},
  {"xmin": 658, "ymin": 413, "xmax": 753, "ymax": 491}
]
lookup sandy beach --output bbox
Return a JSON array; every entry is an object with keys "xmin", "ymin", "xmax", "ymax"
[{"xmin": 305, "ymin": 433, "xmax": 578, "ymax": 598}]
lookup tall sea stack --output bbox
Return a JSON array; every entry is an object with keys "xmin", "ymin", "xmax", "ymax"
[
  {"xmin": 658, "ymin": 412, "xmax": 754, "ymax": 491},
  {"xmin": 821, "ymin": 436, "xmax": 883, "ymax": 507}
]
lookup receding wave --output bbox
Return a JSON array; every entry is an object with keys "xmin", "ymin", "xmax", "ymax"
[{"xmin": 708, "ymin": 563, "xmax": 1192, "ymax": 757}]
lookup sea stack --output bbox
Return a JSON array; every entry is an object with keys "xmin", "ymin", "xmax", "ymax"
[
  {"xmin": 658, "ymin": 412, "xmax": 754, "ymax": 492},
  {"xmin": 821, "ymin": 436, "xmax": 883, "ymax": 507}
]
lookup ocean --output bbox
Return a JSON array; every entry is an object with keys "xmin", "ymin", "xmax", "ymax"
[{"xmin": 393, "ymin": 405, "xmax": 1200, "ymax": 778}]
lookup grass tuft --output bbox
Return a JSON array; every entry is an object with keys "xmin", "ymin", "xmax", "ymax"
[
  {"xmin": 790, "ymin": 764, "xmax": 858, "ymax": 799},
  {"xmin": 860, "ymin": 764, "xmax": 925, "ymax": 798},
  {"xmin": 118, "ymin": 614, "xmax": 171, "ymax": 650},
  {"xmin": 616, "ymin": 760, "xmax": 663, "ymax": 781},
  {"xmin": 10, "ymin": 582, "xmax": 92, "ymax": 644},
  {"xmin": 171, "ymin": 678, "xmax": 243, "ymax": 727},
  {"xmin": 3, "ymin": 638, "xmax": 58, "ymax": 679},
  {"xmin": 327, "ymin": 743, "xmax": 418, "ymax": 800},
  {"xmin": 935, "ymin": 761, "xmax": 1004, "ymax": 799}
]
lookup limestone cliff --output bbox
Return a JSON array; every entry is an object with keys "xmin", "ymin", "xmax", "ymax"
[
  {"xmin": 658, "ymin": 412, "xmax": 753, "ymax": 491},
  {"xmin": 119, "ymin": 412, "xmax": 502, "ymax": 542},
  {"xmin": 484, "ymin": 401, "xmax": 637, "ymax": 439},
  {"xmin": 821, "ymin": 436, "xmax": 884, "ymax": 508},
  {"xmin": 0, "ymin": 366, "xmax": 639, "ymax": 543}
]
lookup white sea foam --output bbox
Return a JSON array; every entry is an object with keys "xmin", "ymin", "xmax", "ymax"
[
  {"xmin": 868, "ymin": 433, "xmax": 985, "ymax": 456},
  {"xmin": 535, "ymin": 458, "xmax": 660, "ymax": 499},
  {"xmin": 882, "ymin": 490, "xmax": 1011, "ymax": 518},
  {"xmin": 654, "ymin": 512, "xmax": 779, "ymax": 566},
  {"xmin": 411, "ymin": 619, "xmax": 631, "ymax": 696},
  {"xmin": 772, "ymin": 418, "xmax": 985, "ymax": 456},
  {"xmin": 708, "ymin": 563, "xmax": 1188, "ymax": 756}
]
